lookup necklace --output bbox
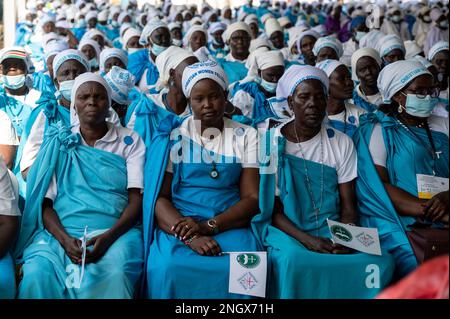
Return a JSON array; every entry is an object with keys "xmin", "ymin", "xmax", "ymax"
[
  {"xmin": 293, "ymin": 124, "xmax": 324, "ymax": 236},
  {"xmin": 198, "ymin": 130, "xmax": 221, "ymax": 179}
]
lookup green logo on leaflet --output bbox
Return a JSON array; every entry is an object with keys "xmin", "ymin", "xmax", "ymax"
[
  {"xmin": 237, "ymin": 253, "xmax": 260, "ymax": 269},
  {"xmin": 331, "ymin": 225, "xmax": 353, "ymax": 242}
]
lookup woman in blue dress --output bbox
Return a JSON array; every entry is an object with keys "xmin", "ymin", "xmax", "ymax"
[
  {"xmin": 15, "ymin": 73, "xmax": 145, "ymax": 299},
  {"xmin": 353, "ymin": 60, "xmax": 449, "ymax": 279},
  {"xmin": 144, "ymin": 61, "xmax": 261, "ymax": 298},
  {"xmin": 252, "ymin": 65, "xmax": 395, "ymax": 299}
]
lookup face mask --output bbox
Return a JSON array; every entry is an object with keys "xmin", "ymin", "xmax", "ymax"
[
  {"xmin": 127, "ymin": 47, "xmax": 141, "ymax": 55},
  {"xmin": 88, "ymin": 58, "xmax": 98, "ymax": 69},
  {"xmin": 150, "ymin": 43, "xmax": 168, "ymax": 56},
  {"xmin": 76, "ymin": 20, "xmax": 87, "ymax": 28},
  {"xmin": 355, "ymin": 31, "xmax": 366, "ymax": 42},
  {"xmin": 401, "ymin": 93, "xmax": 437, "ymax": 118},
  {"xmin": 439, "ymin": 20, "xmax": 449, "ymax": 29},
  {"xmin": 260, "ymin": 78, "xmax": 277, "ymax": 93},
  {"xmin": 2, "ymin": 74, "xmax": 26, "ymax": 90},
  {"xmin": 58, "ymin": 79, "xmax": 75, "ymax": 101},
  {"xmin": 111, "ymin": 21, "xmax": 120, "ymax": 28},
  {"xmin": 423, "ymin": 16, "xmax": 431, "ymax": 23},
  {"xmin": 172, "ymin": 38, "xmax": 183, "ymax": 47},
  {"xmin": 391, "ymin": 15, "xmax": 402, "ymax": 23}
]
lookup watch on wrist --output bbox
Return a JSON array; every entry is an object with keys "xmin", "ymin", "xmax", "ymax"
[{"xmin": 207, "ymin": 219, "xmax": 219, "ymax": 234}]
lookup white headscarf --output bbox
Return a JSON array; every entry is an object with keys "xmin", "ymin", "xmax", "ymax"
[
  {"xmin": 52, "ymin": 49, "xmax": 89, "ymax": 78},
  {"xmin": 277, "ymin": 65, "xmax": 329, "ymax": 100},
  {"xmin": 139, "ymin": 20, "xmax": 169, "ymax": 46},
  {"xmin": 377, "ymin": 60, "xmax": 431, "ymax": 103},
  {"xmin": 121, "ymin": 28, "xmax": 141, "ymax": 49},
  {"xmin": 85, "ymin": 11, "xmax": 97, "ymax": 22},
  {"xmin": 183, "ymin": 25, "xmax": 208, "ymax": 48},
  {"xmin": 359, "ymin": 30, "xmax": 385, "ymax": 50},
  {"xmin": 378, "ymin": 35, "xmax": 405, "ymax": 58},
  {"xmin": 222, "ymin": 22, "xmax": 251, "ymax": 43},
  {"xmin": 295, "ymin": 30, "xmax": 320, "ymax": 53},
  {"xmin": 404, "ymin": 40, "xmax": 423, "ymax": 59},
  {"xmin": 351, "ymin": 48, "xmax": 382, "ymax": 81},
  {"xmin": 244, "ymin": 14, "xmax": 258, "ymax": 26},
  {"xmin": 155, "ymin": 46, "xmax": 197, "ymax": 91},
  {"xmin": 182, "ymin": 60, "xmax": 228, "ymax": 97},
  {"xmin": 44, "ymin": 40, "xmax": 70, "ymax": 61},
  {"xmin": 265, "ymin": 18, "xmax": 283, "ymax": 38},
  {"xmin": 79, "ymin": 38, "xmax": 101, "ymax": 60},
  {"xmin": 413, "ymin": 55, "xmax": 434, "ymax": 69},
  {"xmin": 104, "ymin": 66, "xmax": 135, "ymax": 105},
  {"xmin": 312, "ymin": 36, "xmax": 344, "ymax": 58},
  {"xmin": 99, "ymin": 48, "xmax": 128, "ymax": 73},
  {"xmin": 315, "ymin": 59, "xmax": 345, "ymax": 77},
  {"xmin": 0, "ymin": 46, "xmax": 35, "ymax": 73},
  {"xmin": 427, "ymin": 41, "xmax": 449, "ymax": 61}
]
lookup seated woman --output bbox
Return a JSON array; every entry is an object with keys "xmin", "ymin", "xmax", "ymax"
[
  {"xmin": 0, "ymin": 110, "xmax": 19, "ymax": 169},
  {"xmin": 427, "ymin": 41, "xmax": 449, "ymax": 118},
  {"xmin": 144, "ymin": 61, "xmax": 261, "ymax": 298},
  {"xmin": 15, "ymin": 73, "xmax": 145, "ymax": 299},
  {"xmin": 353, "ymin": 60, "xmax": 449, "ymax": 279},
  {"xmin": 98, "ymin": 48, "xmax": 128, "ymax": 77},
  {"xmin": 231, "ymin": 50, "xmax": 285, "ymax": 127},
  {"xmin": 377, "ymin": 35, "xmax": 405, "ymax": 66},
  {"xmin": 312, "ymin": 36, "xmax": 344, "ymax": 63},
  {"xmin": 295, "ymin": 30, "xmax": 320, "ymax": 66},
  {"xmin": 79, "ymin": 38, "xmax": 101, "ymax": 72},
  {"xmin": 217, "ymin": 22, "xmax": 252, "ymax": 84},
  {"xmin": 0, "ymin": 156, "xmax": 20, "ymax": 299},
  {"xmin": 351, "ymin": 48, "xmax": 383, "ymax": 112},
  {"xmin": 252, "ymin": 65, "xmax": 395, "ymax": 299},
  {"xmin": 316, "ymin": 59, "xmax": 366, "ymax": 137},
  {"xmin": 207, "ymin": 22, "xmax": 228, "ymax": 59},
  {"xmin": 341, "ymin": 16, "xmax": 369, "ymax": 67}
]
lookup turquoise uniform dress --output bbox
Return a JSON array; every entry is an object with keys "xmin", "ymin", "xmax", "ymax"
[
  {"xmin": 144, "ymin": 119, "xmax": 261, "ymax": 298},
  {"xmin": 15, "ymin": 23, "xmax": 34, "ymax": 47},
  {"xmin": 353, "ymin": 112, "xmax": 449, "ymax": 278},
  {"xmin": 217, "ymin": 58, "xmax": 248, "ymax": 85},
  {"xmin": 127, "ymin": 48, "xmax": 159, "ymax": 86},
  {"xmin": 252, "ymin": 129, "xmax": 395, "ymax": 298},
  {"xmin": 0, "ymin": 253, "xmax": 16, "ymax": 299},
  {"xmin": 352, "ymin": 89, "xmax": 378, "ymax": 113},
  {"xmin": 33, "ymin": 71, "xmax": 56, "ymax": 95},
  {"xmin": 15, "ymin": 123, "xmax": 144, "ymax": 299}
]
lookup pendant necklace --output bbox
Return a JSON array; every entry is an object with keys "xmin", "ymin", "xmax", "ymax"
[{"xmin": 198, "ymin": 131, "xmax": 221, "ymax": 179}]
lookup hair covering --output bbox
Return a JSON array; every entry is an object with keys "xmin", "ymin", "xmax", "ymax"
[
  {"xmin": 244, "ymin": 14, "xmax": 258, "ymax": 25},
  {"xmin": 278, "ymin": 16, "xmax": 292, "ymax": 28},
  {"xmin": 378, "ymin": 35, "xmax": 405, "ymax": 58},
  {"xmin": 377, "ymin": 60, "xmax": 431, "ymax": 103},
  {"xmin": 430, "ymin": 7, "xmax": 443, "ymax": 22},
  {"xmin": 351, "ymin": 47, "xmax": 382, "ymax": 81},
  {"xmin": 182, "ymin": 60, "xmax": 228, "ymax": 98},
  {"xmin": 139, "ymin": 19, "xmax": 169, "ymax": 46},
  {"xmin": 203, "ymin": 10, "xmax": 217, "ymax": 23},
  {"xmin": 243, "ymin": 46, "xmax": 270, "ymax": 83},
  {"xmin": 155, "ymin": 46, "xmax": 197, "ymax": 91},
  {"xmin": 99, "ymin": 48, "xmax": 128, "ymax": 73},
  {"xmin": 71, "ymin": 72, "xmax": 111, "ymax": 124},
  {"xmin": 256, "ymin": 50, "xmax": 284, "ymax": 71},
  {"xmin": 82, "ymin": 29, "xmax": 106, "ymax": 42},
  {"xmin": 104, "ymin": 66, "xmax": 135, "ymax": 104},
  {"xmin": 249, "ymin": 37, "xmax": 271, "ymax": 52},
  {"xmin": 0, "ymin": 46, "xmax": 35, "ymax": 73},
  {"xmin": 261, "ymin": 13, "xmax": 274, "ymax": 25},
  {"xmin": 79, "ymin": 38, "xmax": 101, "ymax": 60},
  {"xmin": 222, "ymin": 22, "xmax": 251, "ymax": 43},
  {"xmin": 98, "ymin": 10, "xmax": 109, "ymax": 22},
  {"xmin": 265, "ymin": 18, "xmax": 283, "ymax": 38},
  {"xmin": 42, "ymin": 32, "xmax": 60, "ymax": 46},
  {"xmin": 122, "ymin": 28, "xmax": 141, "ymax": 49},
  {"xmin": 413, "ymin": 55, "xmax": 434, "ymax": 69},
  {"xmin": 55, "ymin": 20, "xmax": 70, "ymax": 29},
  {"xmin": 427, "ymin": 41, "xmax": 449, "ymax": 61},
  {"xmin": 295, "ymin": 30, "xmax": 320, "ymax": 53},
  {"xmin": 168, "ymin": 21, "xmax": 182, "ymax": 31},
  {"xmin": 120, "ymin": 23, "xmax": 132, "ymax": 38},
  {"xmin": 44, "ymin": 40, "xmax": 70, "ymax": 61},
  {"xmin": 85, "ymin": 10, "xmax": 97, "ymax": 22},
  {"xmin": 359, "ymin": 30, "xmax": 385, "ymax": 50},
  {"xmin": 52, "ymin": 49, "xmax": 89, "ymax": 79},
  {"xmin": 350, "ymin": 15, "xmax": 366, "ymax": 30},
  {"xmin": 208, "ymin": 22, "xmax": 227, "ymax": 36},
  {"xmin": 109, "ymin": 6, "xmax": 121, "ymax": 21},
  {"xmin": 312, "ymin": 36, "xmax": 344, "ymax": 58},
  {"xmin": 316, "ymin": 59, "xmax": 345, "ymax": 77},
  {"xmin": 277, "ymin": 65, "xmax": 329, "ymax": 101},
  {"xmin": 118, "ymin": 12, "xmax": 131, "ymax": 25},
  {"xmin": 39, "ymin": 14, "xmax": 56, "ymax": 28},
  {"xmin": 404, "ymin": 40, "xmax": 423, "ymax": 59},
  {"xmin": 183, "ymin": 25, "xmax": 208, "ymax": 48}
]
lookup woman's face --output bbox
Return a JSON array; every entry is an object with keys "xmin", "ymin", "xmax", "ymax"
[
  {"xmin": 229, "ymin": 30, "xmax": 251, "ymax": 57},
  {"xmin": 104, "ymin": 57, "xmax": 126, "ymax": 74},
  {"xmin": 288, "ymin": 79, "xmax": 327, "ymax": 130},
  {"xmin": 43, "ymin": 21, "xmax": 56, "ymax": 34},
  {"xmin": 249, "ymin": 23, "xmax": 259, "ymax": 39},
  {"xmin": 212, "ymin": 30, "xmax": 225, "ymax": 46},
  {"xmin": 75, "ymin": 82, "xmax": 109, "ymax": 126},
  {"xmin": 127, "ymin": 36, "xmax": 143, "ymax": 49},
  {"xmin": 316, "ymin": 47, "xmax": 338, "ymax": 63},
  {"xmin": 356, "ymin": 56, "xmax": 380, "ymax": 88},
  {"xmin": 393, "ymin": 74, "xmax": 435, "ymax": 107},
  {"xmin": 329, "ymin": 65, "xmax": 354, "ymax": 100},
  {"xmin": 122, "ymin": 16, "xmax": 132, "ymax": 24},
  {"xmin": 189, "ymin": 79, "xmax": 226, "ymax": 127},
  {"xmin": 432, "ymin": 51, "xmax": 449, "ymax": 77},
  {"xmin": 92, "ymin": 35, "xmax": 105, "ymax": 48},
  {"xmin": 260, "ymin": 65, "xmax": 285, "ymax": 83},
  {"xmin": 1, "ymin": 59, "xmax": 26, "ymax": 76},
  {"xmin": 224, "ymin": 9, "xmax": 232, "ymax": 20},
  {"xmin": 150, "ymin": 27, "xmax": 171, "ymax": 47},
  {"xmin": 55, "ymin": 60, "xmax": 86, "ymax": 88},
  {"xmin": 383, "ymin": 49, "xmax": 405, "ymax": 64},
  {"xmin": 190, "ymin": 31, "xmax": 207, "ymax": 52},
  {"xmin": 300, "ymin": 36, "xmax": 316, "ymax": 60},
  {"xmin": 88, "ymin": 18, "xmax": 97, "ymax": 28},
  {"xmin": 81, "ymin": 45, "xmax": 96, "ymax": 60},
  {"xmin": 170, "ymin": 28, "xmax": 183, "ymax": 40},
  {"xmin": 269, "ymin": 31, "xmax": 285, "ymax": 50}
]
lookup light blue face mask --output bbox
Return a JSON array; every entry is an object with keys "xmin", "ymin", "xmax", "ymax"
[
  {"xmin": 58, "ymin": 79, "xmax": 75, "ymax": 101},
  {"xmin": 2, "ymin": 74, "xmax": 26, "ymax": 90},
  {"xmin": 88, "ymin": 58, "xmax": 99, "ymax": 69},
  {"xmin": 260, "ymin": 78, "xmax": 277, "ymax": 94},
  {"xmin": 172, "ymin": 38, "xmax": 183, "ymax": 47},
  {"xmin": 150, "ymin": 43, "xmax": 169, "ymax": 56},
  {"xmin": 391, "ymin": 15, "xmax": 402, "ymax": 23},
  {"xmin": 111, "ymin": 21, "xmax": 120, "ymax": 28},
  {"xmin": 355, "ymin": 31, "xmax": 366, "ymax": 42},
  {"xmin": 76, "ymin": 20, "xmax": 87, "ymax": 28},
  {"xmin": 401, "ymin": 93, "xmax": 438, "ymax": 118}
]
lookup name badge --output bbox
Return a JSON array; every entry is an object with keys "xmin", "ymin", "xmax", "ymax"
[{"xmin": 417, "ymin": 174, "xmax": 449, "ymax": 199}]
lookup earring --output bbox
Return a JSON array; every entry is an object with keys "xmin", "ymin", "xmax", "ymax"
[{"xmin": 397, "ymin": 105, "xmax": 403, "ymax": 113}]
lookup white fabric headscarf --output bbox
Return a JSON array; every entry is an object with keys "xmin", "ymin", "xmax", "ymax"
[
  {"xmin": 182, "ymin": 60, "xmax": 228, "ymax": 98},
  {"xmin": 277, "ymin": 65, "xmax": 329, "ymax": 100},
  {"xmin": 155, "ymin": 46, "xmax": 197, "ymax": 91},
  {"xmin": 79, "ymin": 38, "xmax": 101, "ymax": 60},
  {"xmin": 85, "ymin": 11, "xmax": 97, "ymax": 22},
  {"xmin": 377, "ymin": 60, "xmax": 431, "ymax": 103},
  {"xmin": 183, "ymin": 25, "xmax": 208, "ymax": 48},
  {"xmin": 413, "ymin": 55, "xmax": 434, "ymax": 69},
  {"xmin": 243, "ymin": 49, "xmax": 283, "ymax": 84},
  {"xmin": 312, "ymin": 36, "xmax": 344, "ymax": 58},
  {"xmin": 244, "ymin": 14, "xmax": 258, "ymax": 26},
  {"xmin": 359, "ymin": 30, "xmax": 385, "ymax": 50},
  {"xmin": 118, "ymin": 12, "xmax": 131, "ymax": 25},
  {"xmin": 427, "ymin": 41, "xmax": 449, "ymax": 61},
  {"xmin": 52, "ymin": 49, "xmax": 89, "ymax": 79},
  {"xmin": 351, "ymin": 48, "xmax": 382, "ymax": 81},
  {"xmin": 139, "ymin": 19, "xmax": 169, "ymax": 46},
  {"xmin": 316, "ymin": 59, "xmax": 345, "ymax": 77},
  {"xmin": 208, "ymin": 22, "xmax": 227, "ymax": 37},
  {"xmin": 99, "ymin": 48, "xmax": 128, "ymax": 73},
  {"xmin": 222, "ymin": 22, "xmax": 251, "ymax": 43},
  {"xmin": 122, "ymin": 28, "xmax": 141, "ymax": 49},
  {"xmin": 44, "ymin": 40, "xmax": 70, "ymax": 61},
  {"xmin": 295, "ymin": 30, "xmax": 320, "ymax": 53},
  {"xmin": 265, "ymin": 18, "xmax": 283, "ymax": 38},
  {"xmin": 104, "ymin": 66, "xmax": 135, "ymax": 105},
  {"xmin": 42, "ymin": 32, "xmax": 59, "ymax": 46},
  {"xmin": 378, "ymin": 35, "xmax": 405, "ymax": 58},
  {"xmin": 404, "ymin": 40, "xmax": 423, "ymax": 59}
]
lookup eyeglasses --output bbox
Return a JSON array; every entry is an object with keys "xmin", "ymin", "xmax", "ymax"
[{"xmin": 402, "ymin": 88, "xmax": 440, "ymax": 99}]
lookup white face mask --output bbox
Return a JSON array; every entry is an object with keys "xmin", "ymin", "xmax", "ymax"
[
  {"xmin": 2, "ymin": 74, "xmax": 26, "ymax": 90},
  {"xmin": 172, "ymin": 38, "xmax": 183, "ymax": 47},
  {"xmin": 355, "ymin": 31, "xmax": 366, "ymax": 42}
]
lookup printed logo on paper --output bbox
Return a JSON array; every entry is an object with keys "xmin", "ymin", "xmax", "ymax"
[
  {"xmin": 238, "ymin": 272, "xmax": 258, "ymax": 291},
  {"xmin": 236, "ymin": 253, "xmax": 260, "ymax": 269},
  {"xmin": 331, "ymin": 225, "xmax": 353, "ymax": 242}
]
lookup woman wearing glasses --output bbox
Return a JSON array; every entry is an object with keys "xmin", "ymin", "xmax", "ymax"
[{"xmin": 354, "ymin": 60, "xmax": 449, "ymax": 279}]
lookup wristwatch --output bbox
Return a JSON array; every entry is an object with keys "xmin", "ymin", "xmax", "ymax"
[{"xmin": 207, "ymin": 219, "xmax": 220, "ymax": 234}]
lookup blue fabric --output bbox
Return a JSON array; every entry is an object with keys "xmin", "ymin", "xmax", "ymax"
[
  {"xmin": 208, "ymin": 43, "xmax": 228, "ymax": 58},
  {"xmin": 217, "ymin": 58, "xmax": 248, "ymax": 85},
  {"xmin": 15, "ymin": 123, "xmax": 143, "ymax": 298},
  {"xmin": 353, "ymin": 112, "xmax": 449, "ymax": 278},
  {"xmin": 352, "ymin": 89, "xmax": 378, "ymax": 113},
  {"xmin": 71, "ymin": 27, "xmax": 86, "ymax": 41},
  {"xmin": 285, "ymin": 9, "xmax": 298, "ymax": 25},
  {"xmin": 97, "ymin": 24, "xmax": 120, "ymax": 41},
  {"xmin": 33, "ymin": 72, "xmax": 56, "ymax": 94},
  {"xmin": 252, "ymin": 130, "xmax": 395, "ymax": 298},
  {"xmin": 15, "ymin": 23, "xmax": 33, "ymax": 46},
  {"xmin": 0, "ymin": 253, "xmax": 16, "ymax": 299},
  {"xmin": 127, "ymin": 48, "xmax": 159, "ymax": 86},
  {"xmin": 0, "ymin": 87, "xmax": 33, "ymax": 138},
  {"xmin": 328, "ymin": 118, "xmax": 358, "ymax": 138},
  {"xmin": 231, "ymin": 81, "xmax": 276, "ymax": 125}
]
